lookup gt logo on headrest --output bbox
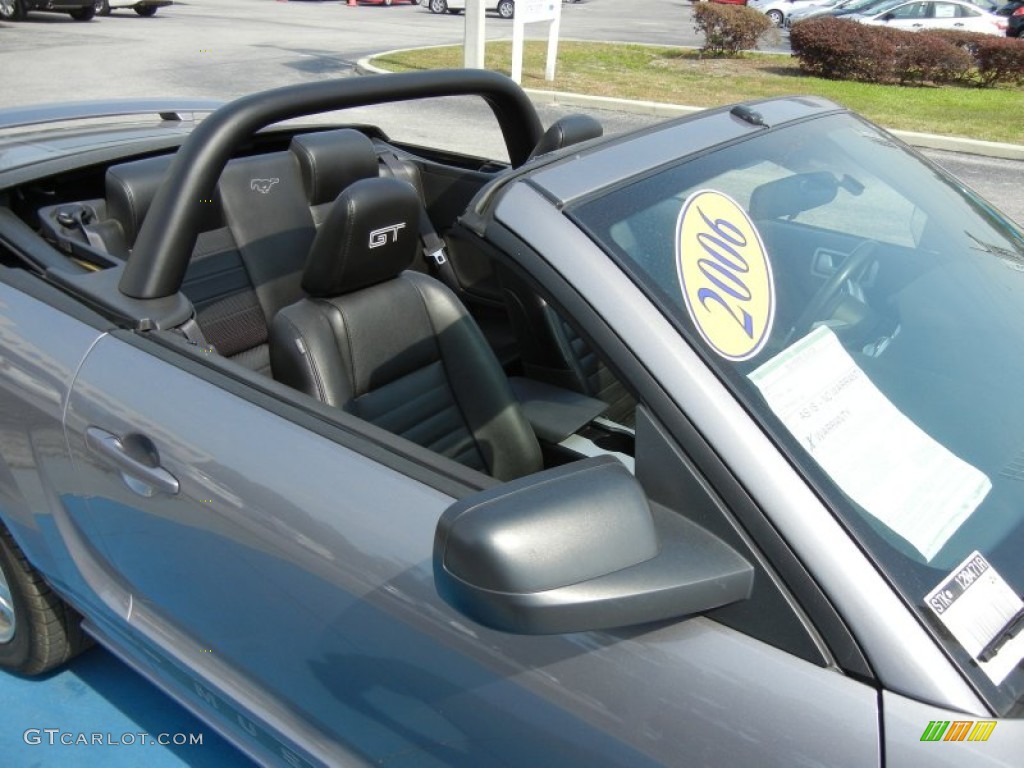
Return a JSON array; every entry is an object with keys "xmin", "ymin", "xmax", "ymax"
[
  {"xmin": 369, "ymin": 223, "xmax": 406, "ymax": 249},
  {"xmin": 250, "ymin": 178, "xmax": 280, "ymax": 194}
]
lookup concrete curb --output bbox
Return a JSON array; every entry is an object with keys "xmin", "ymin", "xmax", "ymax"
[{"xmin": 356, "ymin": 55, "xmax": 1024, "ymax": 161}]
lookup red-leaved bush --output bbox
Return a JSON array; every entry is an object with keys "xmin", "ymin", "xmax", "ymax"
[
  {"xmin": 692, "ymin": 3, "xmax": 775, "ymax": 57},
  {"xmin": 790, "ymin": 16, "xmax": 1024, "ymax": 87}
]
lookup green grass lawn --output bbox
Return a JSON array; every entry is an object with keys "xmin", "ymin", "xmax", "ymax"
[{"xmin": 371, "ymin": 42, "xmax": 1024, "ymax": 145}]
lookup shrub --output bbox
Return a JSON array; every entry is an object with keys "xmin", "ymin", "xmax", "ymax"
[
  {"xmin": 692, "ymin": 4, "xmax": 775, "ymax": 57},
  {"xmin": 791, "ymin": 17, "xmax": 1024, "ymax": 87},
  {"xmin": 973, "ymin": 37, "xmax": 1024, "ymax": 87},
  {"xmin": 895, "ymin": 33, "xmax": 973, "ymax": 85},
  {"xmin": 790, "ymin": 18, "xmax": 899, "ymax": 82}
]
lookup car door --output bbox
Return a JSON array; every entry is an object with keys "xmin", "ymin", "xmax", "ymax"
[
  {"xmin": 59, "ymin": 303, "xmax": 884, "ymax": 768},
  {"xmin": 879, "ymin": 0, "xmax": 932, "ymax": 27}
]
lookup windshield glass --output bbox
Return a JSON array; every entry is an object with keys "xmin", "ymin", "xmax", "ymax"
[{"xmin": 571, "ymin": 111, "xmax": 1024, "ymax": 715}]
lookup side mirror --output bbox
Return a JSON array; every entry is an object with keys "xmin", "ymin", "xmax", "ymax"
[
  {"xmin": 433, "ymin": 456, "xmax": 753, "ymax": 635},
  {"xmin": 881, "ymin": 11, "xmax": 896, "ymax": 19}
]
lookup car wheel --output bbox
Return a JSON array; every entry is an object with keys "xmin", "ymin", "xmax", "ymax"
[
  {"xmin": 766, "ymin": 8, "xmax": 784, "ymax": 25},
  {"xmin": 384, "ymin": 0, "xmax": 392, "ymax": 4},
  {"xmin": 0, "ymin": 0, "xmax": 25, "ymax": 20},
  {"xmin": 134, "ymin": 4, "xmax": 157, "ymax": 15},
  {"xmin": 497, "ymin": 0, "xmax": 513, "ymax": 18},
  {"xmin": 94, "ymin": 0, "xmax": 110, "ymax": 14},
  {"xmin": 0, "ymin": 526, "xmax": 91, "ymax": 675},
  {"xmin": 69, "ymin": 5, "xmax": 96, "ymax": 18},
  {"xmin": 429, "ymin": 0, "xmax": 447, "ymax": 11}
]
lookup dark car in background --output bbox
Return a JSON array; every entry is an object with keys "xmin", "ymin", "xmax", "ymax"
[
  {"xmin": 0, "ymin": 0, "xmax": 94, "ymax": 20},
  {"xmin": 997, "ymin": 0, "xmax": 1024, "ymax": 34}
]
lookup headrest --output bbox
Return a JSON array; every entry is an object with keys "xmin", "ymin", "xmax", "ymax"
[
  {"xmin": 105, "ymin": 155, "xmax": 173, "ymax": 245},
  {"xmin": 290, "ymin": 129, "xmax": 380, "ymax": 207},
  {"xmin": 302, "ymin": 177, "xmax": 421, "ymax": 297},
  {"xmin": 107, "ymin": 154, "xmax": 221, "ymax": 246},
  {"xmin": 528, "ymin": 114, "xmax": 604, "ymax": 161}
]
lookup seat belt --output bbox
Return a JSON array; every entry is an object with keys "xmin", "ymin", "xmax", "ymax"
[{"xmin": 378, "ymin": 150, "xmax": 461, "ymax": 292}]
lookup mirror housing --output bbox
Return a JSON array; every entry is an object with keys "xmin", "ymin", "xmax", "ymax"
[{"xmin": 433, "ymin": 457, "xmax": 754, "ymax": 634}]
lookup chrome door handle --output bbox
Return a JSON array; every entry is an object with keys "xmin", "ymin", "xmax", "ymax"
[{"xmin": 85, "ymin": 427, "xmax": 180, "ymax": 496}]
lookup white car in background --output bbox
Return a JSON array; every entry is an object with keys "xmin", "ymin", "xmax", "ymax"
[
  {"xmin": 421, "ymin": 0, "xmax": 515, "ymax": 18},
  {"xmin": 855, "ymin": 0, "xmax": 1008, "ymax": 34},
  {"xmin": 748, "ymin": 0, "xmax": 822, "ymax": 25},
  {"xmin": 785, "ymin": 0, "xmax": 849, "ymax": 24},
  {"xmin": 93, "ymin": 0, "xmax": 168, "ymax": 14}
]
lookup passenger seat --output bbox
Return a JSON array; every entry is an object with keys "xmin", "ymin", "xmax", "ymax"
[{"xmin": 270, "ymin": 177, "xmax": 543, "ymax": 481}]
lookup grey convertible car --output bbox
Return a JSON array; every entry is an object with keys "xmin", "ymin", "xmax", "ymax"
[{"xmin": 0, "ymin": 71, "xmax": 1021, "ymax": 766}]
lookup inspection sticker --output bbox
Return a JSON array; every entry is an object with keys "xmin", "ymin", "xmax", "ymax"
[{"xmin": 925, "ymin": 551, "xmax": 1024, "ymax": 684}]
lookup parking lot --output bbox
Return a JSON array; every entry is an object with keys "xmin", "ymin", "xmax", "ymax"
[{"xmin": 3, "ymin": 0, "xmax": 1021, "ymax": 223}]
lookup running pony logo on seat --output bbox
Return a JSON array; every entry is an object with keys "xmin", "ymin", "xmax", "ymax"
[{"xmin": 250, "ymin": 178, "xmax": 280, "ymax": 194}]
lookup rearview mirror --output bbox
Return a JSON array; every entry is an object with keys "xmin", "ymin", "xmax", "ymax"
[
  {"xmin": 433, "ymin": 456, "xmax": 754, "ymax": 634},
  {"xmin": 749, "ymin": 171, "xmax": 861, "ymax": 220}
]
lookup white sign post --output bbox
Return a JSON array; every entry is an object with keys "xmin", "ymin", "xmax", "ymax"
[
  {"xmin": 511, "ymin": 0, "xmax": 562, "ymax": 84},
  {"xmin": 463, "ymin": 0, "xmax": 486, "ymax": 70}
]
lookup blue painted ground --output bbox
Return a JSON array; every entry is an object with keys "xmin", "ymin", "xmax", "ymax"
[{"xmin": 1, "ymin": 646, "xmax": 253, "ymax": 767}]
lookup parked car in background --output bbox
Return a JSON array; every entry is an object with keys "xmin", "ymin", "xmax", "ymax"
[
  {"xmin": 855, "ymin": 0, "xmax": 1008, "ymax": 34},
  {"xmin": 0, "ymin": 0, "xmax": 94, "ymax": 20},
  {"xmin": 831, "ymin": 0, "xmax": 908, "ymax": 16},
  {"xmin": 93, "ymin": 0, "xmax": 169, "ymax": 16},
  {"xmin": 749, "ymin": 0, "xmax": 821, "ymax": 24},
  {"xmin": 786, "ymin": 0, "xmax": 851, "ymax": 24},
  {"xmin": 997, "ymin": 0, "xmax": 1024, "ymax": 34},
  {"xmin": 421, "ymin": 0, "xmax": 515, "ymax": 17}
]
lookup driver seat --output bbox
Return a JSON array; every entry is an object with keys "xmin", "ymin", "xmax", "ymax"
[{"xmin": 269, "ymin": 177, "xmax": 543, "ymax": 481}]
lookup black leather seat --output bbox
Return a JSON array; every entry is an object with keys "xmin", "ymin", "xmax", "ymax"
[
  {"xmin": 100, "ymin": 129, "xmax": 382, "ymax": 374},
  {"xmin": 499, "ymin": 266, "xmax": 636, "ymax": 427},
  {"xmin": 497, "ymin": 114, "xmax": 636, "ymax": 427},
  {"xmin": 269, "ymin": 177, "xmax": 543, "ymax": 481}
]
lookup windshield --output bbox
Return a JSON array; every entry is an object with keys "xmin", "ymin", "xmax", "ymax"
[
  {"xmin": 837, "ymin": 0, "xmax": 901, "ymax": 13},
  {"xmin": 571, "ymin": 111, "xmax": 1024, "ymax": 715}
]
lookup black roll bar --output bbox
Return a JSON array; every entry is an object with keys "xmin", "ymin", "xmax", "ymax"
[{"xmin": 120, "ymin": 69, "xmax": 544, "ymax": 300}]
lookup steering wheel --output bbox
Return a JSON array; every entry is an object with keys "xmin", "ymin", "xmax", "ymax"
[{"xmin": 785, "ymin": 240, "xmax": 880, "ymax": 345}]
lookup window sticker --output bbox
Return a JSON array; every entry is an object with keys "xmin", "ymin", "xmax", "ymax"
[
  {"xmin": 926, "ymin": 552, "xmax": 1024, "ymax": 685},
  {"xmin": 749, "ymin": 326, "xmax": 990, "ymax": 561},
  {"xmin": 676, "ymin": 190, "xmax": 775, "ymax": 362}
]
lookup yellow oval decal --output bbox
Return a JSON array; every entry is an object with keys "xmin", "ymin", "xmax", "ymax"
[{"xmin": 676, "ymin": 190, "xmax": 775, "ymax": 362}]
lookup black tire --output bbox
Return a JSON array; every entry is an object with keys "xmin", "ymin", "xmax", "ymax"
[
  {"xmin": 497, "ymin": 0, "xmax": 513, "ymax": 18},
  {"xmin": 94, "ymin": 0, "xmax": 110, "ymax": 14},
  {"xmin": 383, "ymin": 0, "xmax": 392, "ymax": 5},
  {"xmin": 0, "ymin": 0, "xmax": 26, "ymax": 21},
  {"xmin": 0, "ymin": 525, "xmax": 91, "ymax": 675},
  {"xmin": 69, "ymin": 5, "xmax": 96, "ymax": 19},
  {"xmin": 134, "ymin": 4, "xmax": 157, "ymax": 15},
  {"xmin": 766, "ymin": 8, "xmax": 783, "ymax": 25},
  {"xmin": 429, "ymin": 0, "xmax": 447, "ymax": 11}
]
